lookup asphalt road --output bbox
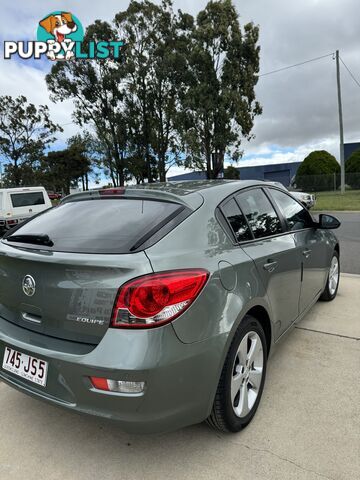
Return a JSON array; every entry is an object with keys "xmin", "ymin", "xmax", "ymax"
[{"xmin": 313, "ymin": 212, "xmax": 360, "ymax": 274}]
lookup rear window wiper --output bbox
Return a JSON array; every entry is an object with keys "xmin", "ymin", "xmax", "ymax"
[{"xmin": 6, "ymin": 234, "xmax": 54, "ymax": 247}]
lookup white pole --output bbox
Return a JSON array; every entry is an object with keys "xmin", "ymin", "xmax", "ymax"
[{"xmin": 336, "ymin": 50, "xmax": 345, "ymax": 194}]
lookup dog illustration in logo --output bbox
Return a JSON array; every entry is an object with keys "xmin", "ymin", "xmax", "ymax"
[{"xmin": 39, "ymin": 12, "xmax": 77, "ymax": 60}]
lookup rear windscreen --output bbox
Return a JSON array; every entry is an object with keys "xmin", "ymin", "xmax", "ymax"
[
  {"xmin": 4, "ymin": 198, "xmax": 183, "ymax": 253},
  {"xmin": 11, "ymin": 192, "xmax": 45, "ymax": 207}
]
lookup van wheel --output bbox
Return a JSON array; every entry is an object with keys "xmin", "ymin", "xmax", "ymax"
[{"xmin": 207, "ymin": 315, "xmax": 267, "ymax": 432}]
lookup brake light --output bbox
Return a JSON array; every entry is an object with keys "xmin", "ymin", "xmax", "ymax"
[
  {"xmin": 90, "ymin": 377, "xmax": 109, "ymax": 390},
  {"xmin": 111, "ymin": 269, "xmax": 209, "ymax": 328},
  {"xmin": 90, "ymin": 377, "xmax": 145, "ymax": 394},
  {"xmin": 99, "ymin": 187, "xmax": 125, "ymax": 196}
]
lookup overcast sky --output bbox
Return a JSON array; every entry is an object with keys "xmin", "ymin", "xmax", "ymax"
[{"xmin": 0, "ymin": 0, "xmax": 359, "ymax": 179}]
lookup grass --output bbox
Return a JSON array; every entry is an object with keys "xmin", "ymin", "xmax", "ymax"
[{"xmin": 312, "ymin": 190, "xmax": 360, "ymax": 211}]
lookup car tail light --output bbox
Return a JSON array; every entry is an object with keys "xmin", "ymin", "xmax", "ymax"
[
  {"xmin": 111, "ymin": 269, "xmax": 209, "ymax": 328},
  {"xmin": 99, "ymin": 187, "xmax": 125, "ymax": 196},
  {"xmin": 90, "ymin": 377, "xmax": 145, "ymax": 394}
]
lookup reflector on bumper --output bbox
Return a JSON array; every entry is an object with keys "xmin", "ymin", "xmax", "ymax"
[{"xmin": 90, "ymin": 377, "xmax": 145, "ymax": 394}]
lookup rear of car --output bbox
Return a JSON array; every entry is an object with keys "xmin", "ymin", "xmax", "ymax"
[
  {"xmin": 0, "ymin": 187, "xmax": 222, "ymax": 432},
  {"xmin": 0, "ymin": 182, "xmax": 340, "ymax": 433},
  {"xmin": 0, "ymin": 187, "xmax": 52, "ymax": 232},
  {"xmin": 47, "ymin": 191, "xmax": 62, "ymax": 201}
]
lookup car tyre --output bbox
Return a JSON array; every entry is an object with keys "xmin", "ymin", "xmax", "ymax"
[
  {"xmin": 320, "ymin": 250, "xmax": 340, "ymax": 301},
  {"xmin": 207, "ymin": 315, "xmax": 267, "ymax": 433}
]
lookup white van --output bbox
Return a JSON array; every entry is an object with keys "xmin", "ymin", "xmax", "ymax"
[{"xmin": 0, "ymin": 187, "xmax": 52, "ymax": 232}]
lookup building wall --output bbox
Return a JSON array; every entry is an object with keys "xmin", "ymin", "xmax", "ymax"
[
  {"xmin": 168, "ymin": 162, "xmax": 302, "ymax": 187},
  {"xmin": 344, "ymin": 142, "xmax": 360, "ymax": 160}
]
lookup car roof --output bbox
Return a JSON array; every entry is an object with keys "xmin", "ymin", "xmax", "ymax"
[
  {"xmin": 62, "ymin": 180, "xmax": 275, "ymax": 210},
  {"xmin": 125, "ymin": 179, "xmax": 279, "ymax": 201},
  {"xmin": 0, "ymin": 187, "xmax": 46, "ymax": 193}
]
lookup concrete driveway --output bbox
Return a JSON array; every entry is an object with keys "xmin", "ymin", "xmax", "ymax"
[{"xmin": 0, "ymin": 275, "xmax": 359, "ymax": 480}]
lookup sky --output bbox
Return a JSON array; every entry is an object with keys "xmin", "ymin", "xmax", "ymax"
[{"xmin": 0, "ymin": 0, "xmax": 359, "ymax": 182}]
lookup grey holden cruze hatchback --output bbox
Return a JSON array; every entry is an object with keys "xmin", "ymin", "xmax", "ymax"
[{"xmin": 0, "ymin": 180, "xmax": 340, "ymax": 433}]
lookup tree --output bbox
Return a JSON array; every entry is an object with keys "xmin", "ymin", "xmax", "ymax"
[
  {"xmin": 297, "ymin": 150, "xmax": 340, "ymax": 176},
  {"xmin": 224, "ymin": 165, "xmax": 240, "ymax": 179},
  {"xmin": 345, "ymin": 149, "xmax": 360, "ymax": 189},
  {"xmin": 179, "ymin": 0, "xmax": 262, "ymax": 179},
  {"xmin": 296, "ymin": 150, "xmax": 340, "ymax": 191},
  {"xmin": 41, "ymin": 147, "xmax": 91, "ymax": 195},
  {"xmin": 46, "ymin": 21, "xmax": 128, "ymax": 186},
  {"xmin": 67, "ymin": 132, "xmax": 94, "ymax": 191},
  {"xmin": 0, "ymin": 95, "xmax": 61, "ymax": 186},
  {"xmin": 114, "ymin": 0, "xmax": 190, "ymax": 182},
  {"xmin": 114, "ymin": 1, "xmax": 157, "ymax": 182},
  {"xmin": 2, "ymin": 163, "xmax": 41, "ymax": 188},
  {"xmin": 45, "ymin": 0, "xmax": 262, "ymax": 185}
]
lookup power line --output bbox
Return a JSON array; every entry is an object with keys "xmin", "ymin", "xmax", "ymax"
[
  {"xmin": 259, "ymin": 52, "xmax": 334, "ymax": 77},
  {"xmin": 339, "ymin": 56, "xmax": 360, "ymax": 88}
]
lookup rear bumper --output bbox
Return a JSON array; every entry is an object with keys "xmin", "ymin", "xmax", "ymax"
[
  {"xmin": 0, "ymin": 217, "xmax": 27, "ymax": 230},
  {"xmin": 0, "ymin": 317, "xmax": 226, "ymax": 433}
]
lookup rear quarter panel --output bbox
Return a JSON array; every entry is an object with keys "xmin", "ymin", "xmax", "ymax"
[{"xmin": 145, "ymin": 196, "xmax": 273, "ymax": 346}]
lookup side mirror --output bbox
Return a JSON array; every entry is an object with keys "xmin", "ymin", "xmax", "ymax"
[{"xmin": 318, "ymin": 214, "xmax": 341, "ymax": 230}]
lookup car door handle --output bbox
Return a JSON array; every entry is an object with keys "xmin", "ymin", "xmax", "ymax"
[
  {"xmin": 263, "ymin": 260, "xmax": 278, "ymax": 273},
  {"xmin": 21, "ymin": 312, "xmax": 42, "ymax": 324},
  {"xmin": 302, "ymin": 249, "xmax": 312, "ymax": 258}
]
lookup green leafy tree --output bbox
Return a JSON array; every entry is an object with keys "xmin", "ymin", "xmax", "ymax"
[
  {"xmin": 345, "ymin": 149, "xmax": 360, "ymax": 189},
  {"xmin": 297, "ymin": 150, "xmax": 340, "ymax": 175},
  {"xmin": 296, "ymin": 150, "xmax": 340, "ymax": 191},
  {"xmin": 2, "ymin": 163, "xmax": 41, "ymax": 188},
  {"xmin": 0, "ymin": 95, "xmax": 61, "ymax": 186},
  {"xmin": 114, "ymin": 1, "xmax": 158, "ymax": 182},
  {"xmin": 41, "ymin": 147, "xmax": 91, "ymax": 195},
  {"xmin": 114, "ymin": 0, "xmax": 189, "ymax": 182},
  {"xmin": 224, "ymin": 165, "xmax": 240, "ymax": 179},
  {"xmin": 179, "ymin": 0, "xmax": 262, "ymax": 179},
  {"xmin": 45, "ymin": 0, "xmax": 262, "ymax": 185},
  {"xmin": 46, "ymin": 21, "xmax": 128, "ymax": 186},
  {"xmin": 67, "ymin": 132, "xmax": 95, "ymax": 191}
]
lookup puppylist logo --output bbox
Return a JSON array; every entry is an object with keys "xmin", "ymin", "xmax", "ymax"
[{"xmin": 3, "ymin": 11, "xmax": 123, "ymax": 61}]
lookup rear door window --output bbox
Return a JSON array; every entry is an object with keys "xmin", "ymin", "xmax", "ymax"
[
  {"xmin": 10, "ymin": 192, "xmax": 45, "ymax": 207},
  {"xmin": 3, "ymin": 198, "xmax": 184, "ymax": 254},
  {"xmin": 221, "ymin": 198, "xmax": 252, "ymax": 242},
  {"xmin": 236, "ymin": 189, "xmax": 283, "ymax": 239},
  {"xmin": 268, "ymin": 188, "xmax": 313, "ymax": 231}
]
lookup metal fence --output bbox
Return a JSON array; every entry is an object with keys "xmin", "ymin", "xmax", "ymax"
[{"xmin": 294, "ymin": 172, "xmax": 360, "ymax": 192}]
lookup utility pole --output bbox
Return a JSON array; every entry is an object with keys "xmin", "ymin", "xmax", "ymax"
[{"xmin": 336, "ymin": 50, "xmax": 345, "ymax": 194}]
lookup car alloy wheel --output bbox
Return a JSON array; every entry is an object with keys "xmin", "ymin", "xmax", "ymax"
[
  {"xmin": 207, "ymin": 315, "xmax": 267, "ymax": 432},
  {"xmin": 320, "ymin": 250, "xmax": 340, "ymax": 302},
  {"xmin": 231, "ymin": 331, "xmax": 264, "ymax": 418},
  {"xmin": 328, "ymin": 255, "xmax": 339, "ymax": 296}
]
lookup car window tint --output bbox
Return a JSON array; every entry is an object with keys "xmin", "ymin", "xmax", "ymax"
[
  {"xmin": 269, "ymin": 189, "xmax": 313, "ymax": 231},
  {"xmin": 236, "ymin": 189, "xmax": 282, "ymax": 239},
  {"xmin": 221, "ymin": 198, "xmax": 252, "ymax": 242},
  {"xmin": 4, "ymin": 199, "xmax": 182, "ymax": 254},
  {"xmin": 10, "ymin": 192, "xmax": 45, "ymax": 207}
]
